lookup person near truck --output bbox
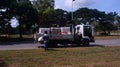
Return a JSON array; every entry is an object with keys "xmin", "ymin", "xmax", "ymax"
[
  {"xmin": 34, "ymin": 31, "xmax": 39, "ymax": 43},
  {"xmin": 43, "ymin": 31, "xmax": 49, "ymax": 50}
]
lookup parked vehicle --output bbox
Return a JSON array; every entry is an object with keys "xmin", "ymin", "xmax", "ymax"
[{"xmin": 37, "ymin": 24, "xmax": 95, "ymax": 47}]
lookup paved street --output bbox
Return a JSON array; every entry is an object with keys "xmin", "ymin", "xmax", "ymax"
[
  {"xmin": 0, "ymin": 41, "xmax": 38, "ymax": 50},
  {"xmin": 92, "ymin": 39, "xmax": 120, "ymax": 46},
  {"xmin": 0, "ymin": 39, "xmax": 120, "ymax": 50}
]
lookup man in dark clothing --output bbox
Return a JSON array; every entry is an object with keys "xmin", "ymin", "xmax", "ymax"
[{"xmin": 43, "ymin": 31, "xmax": 49, "ymax": 50}]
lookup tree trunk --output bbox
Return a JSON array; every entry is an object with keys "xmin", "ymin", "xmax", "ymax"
[
  {"xmin": 108, "ymin": 31, "xmax": 111, "ymax": 36},
  {"xmin": 19, "ymin": 27, "xmax": 23, "ymax": 39},
  {"xmin": 19, "ymin": 18, "xmax": 23, "ymax": 39}
]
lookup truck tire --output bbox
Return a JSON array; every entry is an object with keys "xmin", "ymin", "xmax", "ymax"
[
  {"xmin": 49, "ymin": 42, "xmax": 57, "ymax": 47},
  {"xmin": 76, "ymin": 41, "xmax": 81, "ymax": 46},
  {"xmin": 82, "ymin": 39, "xmax": 90, "ymax": 46},
  {"xmin": 52, "ymin": 43, "xmax": 57, "ymax": 47}
]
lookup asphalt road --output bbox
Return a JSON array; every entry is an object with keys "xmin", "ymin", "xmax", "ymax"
[
  {"xmin": 91, "ymin": 39, "xmax": 120, "ymax": 46},
  {"xmin": 0, "ymin": 39, "xmax": 120, "ymax": 50}
]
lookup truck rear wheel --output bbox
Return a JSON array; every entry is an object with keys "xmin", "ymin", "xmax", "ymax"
[
  {"xmin": 82, "ymin": 39, "xmax": 90, "ymax": 46},
  {"xmin": 48, "ymin": 42, "xmax": 57, "ymax": 47}
]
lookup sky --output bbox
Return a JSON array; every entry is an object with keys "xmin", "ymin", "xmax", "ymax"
[
  {"xmin": 10, "ymin": 17, "xmax": 19, "ymax": 28},
  {"xmin": 55, "ymin": 0, "xmax": 120, "ymax": 15}
]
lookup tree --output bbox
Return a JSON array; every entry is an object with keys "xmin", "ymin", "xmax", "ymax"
[
  {"xmin": 55, "ymin": 9, "xmax": 68, "ymax": 26},
  {"xmin": 42, "ymin": 8, "xmax": 56, "ymax": 27},
  {"xmin": 74, "ymin": 8, "xmax": 106, "ymax": 24},
  {"xmin": 116, "ymin": 16, "xmax": 120, "ymax": 29},
  {"xmin": 14, "ymin": 0, "xmax": 39, "ymax": 38},
  {"xmin": 0, "ymin": 0, "xmax": 17, "ymax": 34},
  {"xmin": 96, "ymin": 21, "xmax": 117, "ymax": 35},
  {"xmin": 32, "ymin": 0, "xmax": 55, "ymax": 27},
  {"xmin": 94, "ymin": 12, "xmax": 118, "ymax": 35}
]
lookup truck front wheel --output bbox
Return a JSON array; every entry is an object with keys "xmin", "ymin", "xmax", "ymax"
[{"xmin": 82, "ymin": 39, "xmax": 90, "ymax": 46}]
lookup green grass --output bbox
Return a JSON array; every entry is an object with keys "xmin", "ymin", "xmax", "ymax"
[
  {"xmin": 0, "ymin": 46, "xmax": 120, "ymax": 67},
  {"xmin": 95, "ymin": 35, "xmax": 120, "ymax": 40}
]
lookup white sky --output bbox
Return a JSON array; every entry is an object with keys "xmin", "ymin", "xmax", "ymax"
[
  {"xmin": 55, "ymin": 0, "xmax": 120, "ymax": 15},
  {"xmin": 10, "ymin": 17, "xmax": 19, "ymax": 28}
]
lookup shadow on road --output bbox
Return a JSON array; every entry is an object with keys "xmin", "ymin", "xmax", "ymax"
[
  {"xmin": 40, "ymin": 44, "xmax": 105, "ymax": 49},
  {"xmin": 0, "ymin": 37, "xmax": 34, "ymax": 45},
  {"xmin": 0, "ymin": 41, "xmax": 34, "ymax": 45},
  {"xmin": 87, "ymin": 44, "xmax": 104, "ymax": 47}
]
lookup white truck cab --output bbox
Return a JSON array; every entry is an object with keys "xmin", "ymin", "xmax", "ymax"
[{"xmin": 76, "ymin": 24, "xmax": 94, "ymax": 39}]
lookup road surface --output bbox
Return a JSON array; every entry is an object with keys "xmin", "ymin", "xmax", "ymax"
[
  {"xmin": 91, "ymin": 39, "xmax": 120, "ymax": 46},
  {"xmin": 0, "ymin": 39, "xmax": 120, "ymax": 50}
]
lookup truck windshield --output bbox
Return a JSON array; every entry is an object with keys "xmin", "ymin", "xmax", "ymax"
[{"xmin": 84, "ymin": 26, "xmax": 92, "ymax": 37}]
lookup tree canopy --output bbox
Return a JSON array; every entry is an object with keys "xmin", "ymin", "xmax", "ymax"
[
  {"xmin": 0, "ymin": 0, "xmax": 17, "ymax": 34},
  {"xmin": 0, "ymin": 0, "xmax": 120, "ymax": 37},
  {"xmin": 32, "ymin": 0, "xmax": 55, "ymax": 27},
  {"xmin": 0, "ymin": 0, "xmax": 39, "ymax": 38}
]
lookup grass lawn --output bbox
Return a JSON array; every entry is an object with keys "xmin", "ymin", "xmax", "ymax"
[
  {"xmin": 0, "ymin": 46, "xmax": 120, "ymax": 67},
  {"xmin": 95, "ymin": 35, "xmax": 120, "ymax": 40}
]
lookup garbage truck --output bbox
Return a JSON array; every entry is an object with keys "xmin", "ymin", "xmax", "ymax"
[{"xmin": 37, "ymin": 24, "xmax": 95, "ymax": 47}]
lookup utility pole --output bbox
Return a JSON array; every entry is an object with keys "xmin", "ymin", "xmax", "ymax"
[
  {"xmin": 71, "ymin": 0, "xmax": 75, "ymax": 40},
  {"xmin": 71, "ymin": 0, "xmax": 75, "ymax": 20}
]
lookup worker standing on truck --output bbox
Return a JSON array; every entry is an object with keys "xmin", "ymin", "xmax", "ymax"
[{"xmin": 43, "ymin": 31, "xmax": 49, "ymax": 50}]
